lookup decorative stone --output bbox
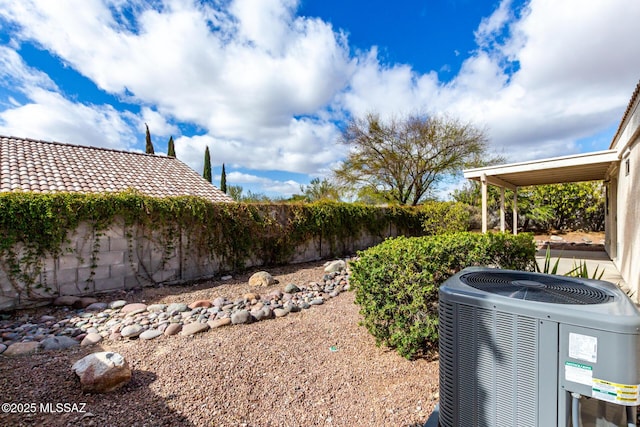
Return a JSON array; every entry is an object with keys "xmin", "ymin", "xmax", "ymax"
[
  {"xmin": 324, "ymin": 260, "xmax": 346, "ymax": 273},
  {"xmin": 243, "ymin": 293, "xmax": 260, "ymax": 301},
  {"xmin": 120, "ymin": 303, "xmax": 147, "ymax": 314},
  {"xmin": 72, "ymin": 352, "xmax": 132, "ymax": 393},
  {"xmin": 248, "ymin": 271, "xmax": 277, "ymax": 287},
  {"xmin": 164, "ymin": 323, "xmax": 182, "ymax": 336},
  {"xmin": 261, "ymin": 306, "xmax": 273, "ymax": 319},
  {"xmin": 139, "ymin": 329, "xmax": 163, "ymax": 340},
  {"xmin": 40, "ymin": 336, "xmax": 80, "ymax": 351},
  {"xmin": 284, "ymin": 283, "xmax": 300, "ymax": 293},
  {"xmin": 81, "ymin": 333, "xmax": 103, "ymax": 347},
  {"xmin": 166, "ymin": 303, "xmax": 188, "ymax": 313},
  {"xmin": 250, "ymin": 308, "xmax": 265, "ymax": 321},
  {"xmin": 120, "ymin": 324, "xmax": 144, "ymax": 338},
  {"xmin": 310, "ymin": 298, "xmax": 324, "ymax": 305},
  {"xmin": 85, "ymin": 302, "xmax": 108, "ymax": 311},
  {"xmin": 0, "ymin": 343, "xmax": 6, "ymax": 354},
  {"xmin": 231, "ymin": 310, "xmax": 251, "ymax": 325},
  {"xmin": 53, "ymin": 296, "xmax": 80, "ymax": 307},
  {"xmin": 108, "ymin": 300, "xmax": 127, "ymax": 309},
  {"xmin": 274, "ymin": 308, "xmax": 289, "ymax": 318},
  {"xmin": 188, "ymin": 300, "xmax": 212, "ymax": 309},
  {"xmin": 269, "ymin": 290, "xmax": 283, "ymax": 299},
  {"xmin": 181, "ymin": 322, "xmax": 209, "ymax": 336},
  {"xmin": 3, "ymin": 342, "xmax": 40, "ymax": 357},
  {"xmin": 208, "ymin": 318, "xmax": 232, "ymax": 329},
  {"xmin": 147, "ymin": 304, "xmax": 167, "ymax": 312}
]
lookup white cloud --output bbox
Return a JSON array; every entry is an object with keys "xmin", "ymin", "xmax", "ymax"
[
  {"xmin": 0, "ymin": 46, "xmax": 137, "ymax": 149},
  {"xmin": 0, "ymin": 0, "xmax": 354, "ymax": 175},
  {"xmin": 1, "ymin": 0, "xmax": 639, "ymax": 198},
  {"xmin": 226, "ymin": 171, "xmax": 301, "ymax": 196}
]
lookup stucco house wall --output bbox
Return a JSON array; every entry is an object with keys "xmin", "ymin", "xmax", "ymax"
[{"xmin": 608, "ymin": 87, "xmax": 640, "ymax": 298}]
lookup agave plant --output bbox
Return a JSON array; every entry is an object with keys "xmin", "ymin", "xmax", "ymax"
[{"xmin": 535, "ymin": 245, "xmax": 604, "ymax": 280}]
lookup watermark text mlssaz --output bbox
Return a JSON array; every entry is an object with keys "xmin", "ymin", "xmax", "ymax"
[{"xmin": 2, "ymin": 402, "xmax": 87, "ymax": 413}]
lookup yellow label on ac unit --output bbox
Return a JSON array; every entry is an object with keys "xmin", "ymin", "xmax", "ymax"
[{"xmin": 592, "ymin": 378, "xmax": 640, "ymax": 405}]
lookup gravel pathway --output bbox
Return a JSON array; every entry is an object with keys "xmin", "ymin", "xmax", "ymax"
[{"xmin": 0, "ymin": 261, "xmax": 438, "ymax": 426}]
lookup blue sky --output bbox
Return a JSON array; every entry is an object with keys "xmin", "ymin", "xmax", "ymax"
[{"xmin": 0, "ymin": 0, "xmax": 639, "ymax": 199}]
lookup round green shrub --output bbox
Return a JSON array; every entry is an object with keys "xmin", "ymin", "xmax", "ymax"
[{"xmin": 350, "ymin": 232, "xmax": 536, "ymax": 359}]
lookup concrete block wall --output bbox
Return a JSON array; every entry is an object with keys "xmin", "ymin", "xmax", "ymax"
[{"xmin": 0, "ymin": 214, "xmax": 416, "ymax": 311}]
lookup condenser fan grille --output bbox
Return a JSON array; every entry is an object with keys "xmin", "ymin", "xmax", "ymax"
[{"xmin": 459, "ymin": 271, "xmax": 612, "ymax": 304}]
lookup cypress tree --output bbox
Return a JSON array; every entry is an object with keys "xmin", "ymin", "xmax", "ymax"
[
  {"xmin": 145, "ymin": 123, "xmax": 155, "ymax": 154},
  {"xmin": 167, "ymin": 136, "xmax": 176, "ymax": 158},
  {"xmin": 220, "ymin": 163, "xmax": 227, "ymax": 193},
  {"xmin": 203, "ymin": 146, "xmax": 212, "ymax": 183}
]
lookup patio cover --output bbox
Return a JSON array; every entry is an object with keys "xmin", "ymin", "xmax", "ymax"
[{"xmin": 463, "ymin": 149, "xmax": 619, "ymax": 233}]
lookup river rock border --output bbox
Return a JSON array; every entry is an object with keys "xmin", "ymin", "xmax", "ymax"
[{"xmin": 0, "ymin": 262, "xmax": 350, "ymax": 357}]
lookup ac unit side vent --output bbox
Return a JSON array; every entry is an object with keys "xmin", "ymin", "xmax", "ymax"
[{"xmin": 459, "ymin": 271, "xmax": 612, "ymax": 304}]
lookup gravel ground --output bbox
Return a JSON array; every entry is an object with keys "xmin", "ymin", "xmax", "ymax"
[{"xmin": 0, "ymin": 261, "xmax": 439, "ymax": 427}]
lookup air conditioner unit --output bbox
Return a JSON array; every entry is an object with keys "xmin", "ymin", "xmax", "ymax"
[{"xmin": 438, "ymin": 267, "xmax": 640, "ymax": 427}]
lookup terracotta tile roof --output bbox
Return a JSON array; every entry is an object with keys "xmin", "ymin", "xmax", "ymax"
[{"xmin": 0, "ymin": 136, "xmax": 234, "ymax": 203}]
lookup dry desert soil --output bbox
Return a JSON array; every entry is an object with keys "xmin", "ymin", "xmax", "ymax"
[{"xmin": 0, "ymin": 261, "xmax": 439, "ymax": 427}]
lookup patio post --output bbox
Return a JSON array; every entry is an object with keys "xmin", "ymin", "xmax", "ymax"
[
  {"xmin": 500, "ymin": 187, "xmax": 505, "ymax": 232},
  {"xmin": 481, "ymin": 174, "xmax": 488, "ymax": 233},
  {"xmin": 513, "ymin": 189, "xmax": 518, "ymax": 235}
]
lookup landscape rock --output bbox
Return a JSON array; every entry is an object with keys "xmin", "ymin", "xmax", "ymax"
[
  {"xmin": 85, "ymin": 302, "xmax": 108, "ymax": 311},
  {"xmin": 243, "ymin": 293, "xmax": 260, "ymax": 301},
  {"xmin": 231, "ymin": 310, "xmax": 251, "ymax": 324},
  {"xmin": 167, "ymin": 303, "xmax": 188, "ymax": 313},
  {"xmin": 274, "ymin": 308, "xmax": 289, "ymax": 318},
  {"xmin": 284, "ymin": 283, "xmax": 300, "ymax": 293},
  {"xmin": 181, "ymin": 322, "xmax": 209, "ymax": 336},
  {"xmin": 249, "ymin": 271, "xmax": 277, "ymax": 287},
  {"xmin": 120, "ymin": 324, "xmax": 144, "ymax": 338},
  {"xmin": 72, "ymin": 352, "xmax": 132, "ymax": 393},
  {"xmin": 120, "ymin": 303, "xmax": 147, "ymax": 314},
  {"xmin": 164, "ymin": 323, "xmax": 182, "ymax": 336},
  {"xmin": 0, "ymin": 343, "xmax": 6, "ymax": 354},
  {"xmin": 3, "ymin": 342, "xmax": 40, "ymax": 357},
  {"xmin": 188, "ymin": 300, "xmax": 212, "ymax": 309},
  {"xmin": 81, "ymin": 333, "xmax": 103, "ymax": 347},
  {"xmin": 139, "ymin": 329, "xmax": 163, "ymax": 340},
  {"xmin": 208, "ymin": 318, "xmax": 232, "ymax": 329},
  {"xmin": 40, "ymin": 336, "xmax": 80, "ymax": 351},
  {"xmin": 324, "ymin": 260, "xmax": 346, "ymax": 273},
  {"xmin": 108, "ymin": 300, "xmax": 127, "ymax": 309},
  {"xmin": 147, "ymin": 304, "xmax": 167, "ymax": 312}
]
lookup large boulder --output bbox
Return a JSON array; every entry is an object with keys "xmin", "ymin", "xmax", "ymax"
[
  {"xmin": 72, "ymin": 352, "xmax": 132, "ymax": 393},
  {"xmin": 248, "ymin": 271, "xmax": 278, "ymax": 287}
]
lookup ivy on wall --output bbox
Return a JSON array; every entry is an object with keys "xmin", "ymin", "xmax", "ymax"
[{"xmin": 0, "ymin": 191, "xmax": 432, "ymax": 303}]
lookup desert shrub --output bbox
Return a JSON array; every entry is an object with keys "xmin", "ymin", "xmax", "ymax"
[
  {"xmin": 420, "ymin": 201, "xmax": 471, "ymax": 235},
  {"xmin": 350, "ymin": 232, "xmax": 536, "ymax": 359}
]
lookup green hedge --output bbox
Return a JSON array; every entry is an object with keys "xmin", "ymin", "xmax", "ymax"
[
  {"xmin": 349, "ymin": 232, "xmax": 537, "ymax": 359},
  {"xmin": 419, "ymin": 201, "xmax": 471, "ymax": 235}
]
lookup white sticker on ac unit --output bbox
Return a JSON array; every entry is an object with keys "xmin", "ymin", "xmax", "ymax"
[
  {"xmin": 565, "ymin": 361, "xmax": 593, "ymax": 386},
  {"xmin": 568, "ymin": 332, "xmax": 597, "ymax": 363}
]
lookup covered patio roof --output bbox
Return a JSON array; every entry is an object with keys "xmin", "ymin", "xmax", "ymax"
[
  {"xmin": 463, "ymin": 149, "xmax": 619, "ymax": 189},
  {"xmin": 462, "ymin": 149, "xmax": 619, "ymax": 233}
]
